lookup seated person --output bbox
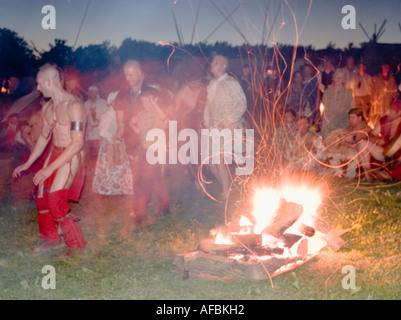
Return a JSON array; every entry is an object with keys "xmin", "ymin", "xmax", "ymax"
[
  {"xmin": 356, "ymin": 100, "xmax": 401, "ymax": 181},
  {"xmin": 0, "ymin": 113, "xmax": 19, "ymax": 147},
  {"xmin": 288, "ymin": 116, "xmax": 325, "ymax": 172},
  {"xmin": 325, "ymin": 108, "xmax": 373, "ymax": 178},
  {"xmin": 275, "ymin": 109, "xmax": 297, "ymax": 164},
  {"xmin": 285, "ymin": 71, "xmax": 305, "ymax": 116}
]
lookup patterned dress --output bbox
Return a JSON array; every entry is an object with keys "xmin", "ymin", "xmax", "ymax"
[{"xmin": 92, "ymin": 107, "xmax": 133, "ymax": 195}]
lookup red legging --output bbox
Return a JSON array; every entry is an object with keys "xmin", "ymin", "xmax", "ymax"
[
  {"xmin": 35, "ymin": 147, "xmax": 87, "ymax": 248},
  {"xmin": 36, "ymin": 190, "xmax": 87, "ymax": 248}
]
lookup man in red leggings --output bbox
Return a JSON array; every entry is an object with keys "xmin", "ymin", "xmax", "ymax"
[{"xmin": 13, "ymin": 63, "xmax": 87, "ymax": 260}]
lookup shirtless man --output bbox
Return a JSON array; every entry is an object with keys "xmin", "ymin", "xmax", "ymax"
[{"xmin": 13, "ymin": 64, "xmax": 87, "ymax": 260}]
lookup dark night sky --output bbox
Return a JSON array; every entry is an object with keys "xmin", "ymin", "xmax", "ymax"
[{"xmin": 1, "ymin": 0, "xmax": 401, "ymax": 51}]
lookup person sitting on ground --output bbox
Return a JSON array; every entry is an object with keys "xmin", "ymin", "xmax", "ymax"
[
  {"xmin": 371, "ymin": 63, "xmax": 398, "ymax": 125},
  {"xmin": 339, "ymin": 56, "xmax": 358, "ymax": 90},
  {"xmin": 349, "ymin": 62, "xmax": 373, "ymax": 121},
  {"xmin": 285, "ymin": 71, "xmax": 305, "ymax": 116},
  {"xmin": 355, "ymin": 99, "xmax": 401, "ymax": 182},
  {"xmin": 325, "ymin": 108, "xmax": 373, "ymax": 179},
  {"xmin": 275, "ymin": 109, "xmax": 297, "ymax": 164},
  {"xmin": 288, "ymin": 116, "xmax": 325, "ymax": 173},
  {"xmin": 320, "ymin": 69, "xmax": 354, "ymax": 138},
  {"xmin": 301, "ymin": 64, "xmax": 319, "ymax": 121}
]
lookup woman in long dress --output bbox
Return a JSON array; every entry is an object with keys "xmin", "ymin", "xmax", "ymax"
[
  {"xmin": 92, "ymin": 91, "xmax": 134, "ymax": 242},
  {"xmin": 92, "ymin": 92, "xmax": 133, "ymax": 196}
]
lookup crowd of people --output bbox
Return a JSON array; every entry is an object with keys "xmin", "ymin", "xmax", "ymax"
[
  {"xmin": 272, "ymin": 55, "xmax": 401, "ymax": 182},
  {"xmin": 2, "ymin": 54, "xmax": 249, "ymax": 259},
  {"xmin": 2, "ymin": 51, "xmax": 401, "ymax": 259}
]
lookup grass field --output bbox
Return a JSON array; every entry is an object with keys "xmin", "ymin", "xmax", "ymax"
[{"xmin": 1, "ymin": 161, "xmax": 401, "ymax": 301}]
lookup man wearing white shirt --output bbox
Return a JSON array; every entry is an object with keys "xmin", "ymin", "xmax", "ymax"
[{"xmin": 203, "ymin": 55, "xmax": 247, "ymax": 199}]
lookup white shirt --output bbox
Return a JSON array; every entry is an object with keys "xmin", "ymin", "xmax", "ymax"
[
  {"xmin": 204, "ymin": 73, "xmax": 247, "ymax": 130},
  {"xmin": 84, "ymin": 96, "xmax": 108, "ymax": 140}
]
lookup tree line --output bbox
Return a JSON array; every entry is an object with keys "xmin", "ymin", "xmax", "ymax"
[{"xmin": 2, "ymin": 27, "xmax": 401, "ymax": 97}]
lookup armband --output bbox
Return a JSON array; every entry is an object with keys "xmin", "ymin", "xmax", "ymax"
[{"xmin": 70, "ymin": 121, "xmax": 84, "ymax": 131}]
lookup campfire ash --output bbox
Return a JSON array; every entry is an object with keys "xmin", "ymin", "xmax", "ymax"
[{"xmin": 174, "ymin": 184, "xmax": 347, "ymax": 282}]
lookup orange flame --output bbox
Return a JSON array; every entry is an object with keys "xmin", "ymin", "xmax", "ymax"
[
  {"xmin": 251, "ymin": 187, "xmax": 281, "ymax": 234},
  {"xmin": 319, "ymin": 102, "xmax": 324, "ymax": 116},
  {"xmin": 213, "ymin": 183, "xmax": 327, "ymax": 260}
]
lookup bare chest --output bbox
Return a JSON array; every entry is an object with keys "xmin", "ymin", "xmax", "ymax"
[{"xmin": 44, "ymin": 102, "xmax": 71, "ymax": 146}]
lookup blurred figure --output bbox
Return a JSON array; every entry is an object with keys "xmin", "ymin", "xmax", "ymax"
[
  {"xmin": 11, "ymin": 110, "xmax": 47, "ymax": 205},
  {"xmin": 356, "ymin": 100, "xmax": 401, "ymax": 182},
  {"xmin": 301, "ymin": 64, "xmax": 319, "ymax": 121},
  {"xmin": 275, "ymin": 109, "xmax": 297, "ymax": 165},
  {"xmin": 371, "ymin": 63, "xmax": 398, "ymax": 124},
  {"xmin": 0, "ymin": 113, "xmax": 19, "ymax": 147},
  {"xmin": 174, "ymin": 74, "xmax": 207, "ymax": 133},
  {"xmin": 203, "ymin": 54, "xmax": 247, "ymax": 199},
  {"xmin": 174, "ymin": 69, "xmax": 207, "ymax": 184},
  {"xmin": 262, "ymin": 62, "xmax": 282, "ymax": 110},
  {"xmin": 339, "ymin": 56, "xmax": 357, "ymax": 90},
  {"xmin": 240, "ymin": 63, "xmax": 255, "ymax": 108},
  {"xmin": 321, "ymin": 69, "xmax": 354, "ymax": 138},
  {"xmin": 288, "ymin": 116, "xmax": 325, "ymax": 173},
  {"xmin": 317, "ymin": 58, "xmax": 335, "ymax": 101},
  {"xmin": 93, "ymin": 91, "xmax": 133, "ymax": 196},
  {"xmin": 113, "ymin": 60, "xmax": 156, "ymax": 233},
  {"xmin": 129, "ymin": 86, "xmax": 172, "ymax": 225},
  {"xmin": 84, "ymin": 86, "xmax": 108, "ymax": 163},
  {"xmin": 92, "ymin": 91, "xmax": 133, "ymax": 243},
  {"xmin": 349, "ymin": 62, "xmax": 373, "ymax": 121},
  {"xmin": 114, "ymin": 60, "xmax": 147, "ymax": 157},
  {"xmin": 286, "ymin": 71, "xmax": 305, "ymax": 116},
  {"xmin": 64, "ymin": 67, "xmax": 84, "ymax": 101}
]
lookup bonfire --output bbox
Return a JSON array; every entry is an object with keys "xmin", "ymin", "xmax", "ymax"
[{"xmin": 174, "ymin": 181, "xmax": 347, "ymax": 283}]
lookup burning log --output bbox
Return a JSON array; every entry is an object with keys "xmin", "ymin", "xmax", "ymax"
[
  {"xmin": 199, "ymin": 236, "xmax": 262, "ymax": 253},
  {"xmin": 198, "ymin": 238, "xmax": 284, "ymax": 257},
  {"xmin": 297, "ymin": 223, "xmax": 316, "ymax": 237},
  {"xmin": 261, "ymin": 200, "xmax": 303, "ymax": 237},
  {"xmin": 173, "ymin": 184, "xmax": 348, "ymax": 281},
  {"xmin": 280, "ymin": 234, "xmax": 302, "ymax": 248}
]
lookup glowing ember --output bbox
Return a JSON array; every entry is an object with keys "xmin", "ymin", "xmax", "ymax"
[
  {"xmin": 239, "ymin": 215, "xmax": 253, "ymax": 227},
  {"xmin": 212, "ymin": 227, "xmax": 234, "ymax": 245}
]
